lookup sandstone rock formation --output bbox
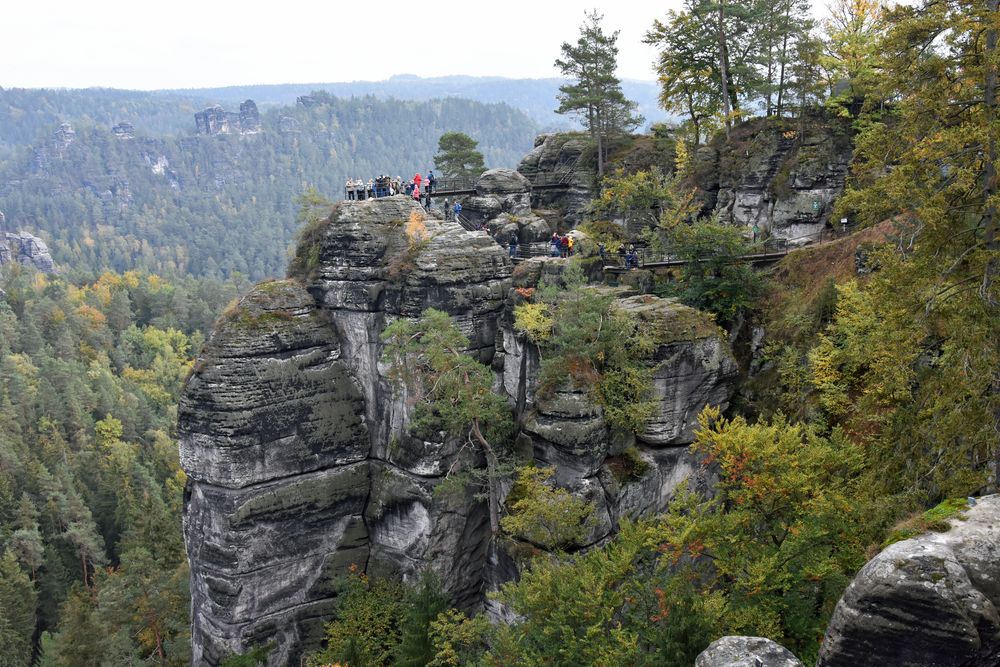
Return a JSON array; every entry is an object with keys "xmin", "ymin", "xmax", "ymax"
[
  {"xmin": 0, "ymin": 230, "xmax": 56, "ymax": 274},
  {"xmin": 179, "ymin": 197, "xmax": 738, "ymax": 664},
  {"xmin": 693, "ymin": 114, "xmax": 852, "ymax": 244},
  {"xmin": 817, "ymin": 495, "xmax": 1000, "ymax": 667},
  {"xmin": 461, "ymin": 168, "xmax": 553, "ymax": 257},
  {"xmin": 195, "ymin": 100, "xmax": 261, "ymax": 136},
  {"xmin": 517, "ymin": 133, "xmax": 594, "ymax": 225},
  {"xmin": 696, "ymin": 636, "xmax": 804, "ymax": 667}
]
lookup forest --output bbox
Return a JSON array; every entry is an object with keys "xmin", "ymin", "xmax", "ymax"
[
  {"xmin": 0, "ymin": 92, "xmax": 537, "ymax": 281},
  {"xmin": 1, "ymin": 0, "xmax": 999, "ymax": 664}
]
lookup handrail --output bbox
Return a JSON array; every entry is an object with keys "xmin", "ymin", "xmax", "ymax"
[{"xmin": 609, "ymin": 225, "xmax": 854, "ymax": 269}]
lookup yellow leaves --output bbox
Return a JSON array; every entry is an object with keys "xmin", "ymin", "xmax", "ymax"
[
  {"xmin": 405, "ymin": 210, "xmax": 430, "ymax": 247},
  {"xmin": 513, "ymin": 302, "xmax": 554, "ymax": 343}
]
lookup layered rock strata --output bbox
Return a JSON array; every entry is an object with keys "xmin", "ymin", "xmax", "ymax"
[
  {"xmin": 818, "ymin": 495, "xmax": 1000, "ymax": 667},
  {"xmin": 517, "ymin": 133, "xmax": 594, "ymax": 225},
  {"xmin": 693, "ymin": 114, "xmax": 852, "ymax": 244},
  {"xmin": 180, "ymin": 197, "xmax": 739, "ymax": 664},
  {"xmin": 0, "ymin": 230, "xmax": 56, "ymax": 274}
]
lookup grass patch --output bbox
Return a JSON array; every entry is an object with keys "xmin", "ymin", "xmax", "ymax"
[{"xmin": 881, "ymin": 497, "xmax": 969, "ymax": 549}]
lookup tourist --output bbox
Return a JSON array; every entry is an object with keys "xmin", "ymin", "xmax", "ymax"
[
  {"xmin": 453, "ymin": 201, "xmax": 462, "ymax": 220},
  {"xmin": 443, "ymin": 198, "xmax": 451, "ymax": 220},
  {"xmin": 424, "ymin": 191, "xmax": 432, "ymax": 210},
  {"xmin": 560, "ymin": 234, "xmax": 569, "ymax": 258},
  {"xmin": 598, "ymin": 242, "xmax": 607, "ymax": 264},
  {"xmin": 414, "ymin": 172, "xmax": 423, "ymax": 193},
  {"xmin": 509, "ymin": 231, "xmax": 519, "ymax": 259},
  {"xmin": 346, "ymin": 178, "xmax": 355, "ymax": 200},
  {"xmin": 413, "ymin": 184, "xmax": 421, "ymax": 201},
  {"xmin": 428, "ymin": 170, "xmax": 436, "ymax": 194},
  {"xmin": 550, "ymin": 233, "xmax": 561, "ymax": 257},
  {"xmin": 567, "ymin": 235, "xmax": 575, "ymax": 257},
  {"xmin": 618, "ymin": 244, "xmax": 627, "ymax": 267}
]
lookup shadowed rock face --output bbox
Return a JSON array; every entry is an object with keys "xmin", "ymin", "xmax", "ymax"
[
  {"xmin": 1, "ymin": 231, "xmax": 56, "ymax": 274},
  {"xmin": 180, "ymin": 197, "xmax": 739, "ymax": 664},
  {"xmin": 817, "ymin": 495, "xmax": 1000, "ymax": 667},
  {"xmin": 693, "ymin": 114, "xmax": 852, "ymax": 244}
]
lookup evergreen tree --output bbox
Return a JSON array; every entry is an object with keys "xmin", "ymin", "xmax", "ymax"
[
  {"xmin": 555, "ymin": 11, "xmax": 643, "ymax": 175},
  {"xmin": 433, "ymin": 131, "xmax": 486, "ymax": 181},
  {"xmin": 0, "ymin": 550, "xmax": 37, "ymax": 667},
  {"xmin": 395, "ymin": 570, "xmax": 449, "ymax": 667}
]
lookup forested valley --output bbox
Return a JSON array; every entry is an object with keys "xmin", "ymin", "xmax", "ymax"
[
  {"xmin": 1, "ymin": 0, "xmax": 999, "ymax": 664},
  {"xmin": 0, "ymin": 91, "xmax": 537, "ymax": 281}
]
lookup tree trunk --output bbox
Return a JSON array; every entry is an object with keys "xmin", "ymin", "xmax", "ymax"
[
  {"xmin": 471, "ymin": 420, "xmax": 500, "ymax": 534},
  {"xmin": 718, "ymin": 1, "xmax": 732, "ymax": 138},
  {"xmin": 776, "ymin": 1, "xmax": 792, "ymax": 117},
  {"xmin": 983, "ymin": 0, "xmax": 999, "ymax": 303}
]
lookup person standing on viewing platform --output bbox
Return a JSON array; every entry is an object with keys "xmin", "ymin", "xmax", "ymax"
[
  {"xmin": 414, "ymin": 172, "xmax": 423, "ymax": 194},
  {"xmin": 346, "ymin": 178, "xmax": 355, "ymax": 200},
  {"xmin": 412, "ymin": 183, "xmax": 421, "ymax": 202},
  {"xmin": 509, "ymin": 231, "xmax": 519, "ymax": 258},
  {"xmin": 424, "ymin": 191, "xmax": 432, "ymax": 210},
  {"xmin": 428, "ymin": 170, "xmax": 436, "ymax": 194}
]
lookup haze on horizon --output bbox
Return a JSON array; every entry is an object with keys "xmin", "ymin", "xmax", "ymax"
[{"xmin": 2, "ymin": 0, "xmax": 678, "ymax": 91}]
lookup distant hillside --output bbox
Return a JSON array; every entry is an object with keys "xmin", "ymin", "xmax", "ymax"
[
  {"xmin": 0, "ymin": 88, "xmax": 212, "ymax": 158},
  {"xmin": 166, "ymin": 75, "xmax": 671, "ymax": 131},
  {"xmin": 0, "ymin": 93, "xmax": 537, "ymax": 280}
]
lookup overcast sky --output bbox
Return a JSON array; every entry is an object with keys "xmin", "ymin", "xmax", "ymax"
[{"xmin": 2, "ymin": 0, "xmax": 683, "ymax": 90}]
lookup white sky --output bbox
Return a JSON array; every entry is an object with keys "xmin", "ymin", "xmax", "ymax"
[{"xmin": 1, "ymin": 0, "xmax": 683, "ymax": 90}]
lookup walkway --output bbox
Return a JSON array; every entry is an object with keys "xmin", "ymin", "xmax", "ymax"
[{"xmin": 602, "ymin": 227, "xmax": 849, "ymax": 274}]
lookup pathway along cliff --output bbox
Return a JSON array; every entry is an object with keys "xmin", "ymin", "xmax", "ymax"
[{"xmin": 177, "ymin": 196, "xmax": 739, "ymax": 664}]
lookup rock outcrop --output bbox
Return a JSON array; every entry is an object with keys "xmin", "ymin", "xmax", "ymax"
[
  {"xmin": 461, "ymin": 168, "xmax": 553, "ymax": 256},
  {"xmin": 693, "ymin": 114, "xmax": 852, "ymax": 244},
  {"xmin": 817, "ymin": 495, "xmax": 1000, "ymax": 667},
  {"xmin": 0, "ymin": 230, "xmax": 56, "ymax": 274},
  {"xmin": 180, "ymin": 197, "xmax": 739, "ymax": 664},
  {"xmin": 195, "ymin": 100, "xmax": 261, "ymax": 136},
  {"xmin": 517, "ymin": 133, "xmax": 594, "ymax": 225},
  {"xmin": 696, "ymin": 636, "xmax": 804, "ymax": 667}
]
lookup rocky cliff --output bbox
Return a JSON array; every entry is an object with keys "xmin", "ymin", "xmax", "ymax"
[
  {"xmin": 0, "ymin": 227, "xmax": 57, "ymax": 274},
  {"xmin": 692, "ymin": 114, "xmax": 853, "ymax": 244},
  {"xmin": 817, "ymin": 495, "xmax": 1000, "ymax": 667},
  {"xmin": 194, "ymin": 100, "xmax": 261, "ymax": 136},
  {"xmin": 179, "ymin": 196, "xmax": 739, "ymax": 664},
  {"xmin": 517, "ymin": 133, "xmax": 595, "ymax": 225}
]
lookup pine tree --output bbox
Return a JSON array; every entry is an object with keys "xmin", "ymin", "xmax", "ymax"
[
  {"xmin": 433, "ymin": 132, "xmax": 486, "ymax": 181},
  {"xmin": 0, "ymin": 550, "xmax": 37, "ymax": 667},
  {"xmin": 555, "ymin": 11, "xmax": 643, "ymax": 176}
]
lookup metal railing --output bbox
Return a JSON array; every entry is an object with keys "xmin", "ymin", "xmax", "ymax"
[{"xmin": 607, "ymin": 225, "xmax": 854, "ymax": 270}]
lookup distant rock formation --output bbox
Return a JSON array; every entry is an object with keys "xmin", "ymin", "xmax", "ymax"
[
  {"xmin": 179, "ymin": 196, "xmax": 739, "ymax": 664},
  {"xmin": 817, "ymin": 495, "xmax": 1000, "ymax": 667},
  {"xmin": 696, "ymin": 636, "xmax": 804, "ymax": 667},
  {"xmin": 112, "ymin": 121, "xmax": 135, "ymax": 140},
  {"xmin": 0, "ymin": 227, "xmax": 57, "ymax": 274},
  {"xmin": 194, "ymin": 100, "xmax": 261, "ymax": 136}
]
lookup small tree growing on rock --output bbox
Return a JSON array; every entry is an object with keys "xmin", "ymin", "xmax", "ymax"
[
  {"xmin": 433, "ymin": 132, "xmax": 486, "ymax": 182},
  {"xmin": 381, "ymin": 308, "xmax": 513, "ymax": 533}
]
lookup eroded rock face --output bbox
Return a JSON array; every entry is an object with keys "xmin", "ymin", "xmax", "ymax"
[
  {"xmin": 696, "ymin": 636, "xmax": 804, "ymax": 667},
  {"xmin": 194, "ymin": 100, "xmax": 261, "ymax": 136},
  {"xmin": 517, "ymin": 133, "xmax": 594, "ymax": 225},
  {"xmin": 1, "ymin": 231, "xmax": 56, "ymax": 274},
  {"xmin": 817, "ymin": 495, "xmax": 1000, "ymax": 667},
  {"xmin": 694, "ymin": 114, "xmax": 852, "ymax": 244},
  {"xmin": 180, "ymin": 198, "xmax": 739, "ymax": 664}
]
